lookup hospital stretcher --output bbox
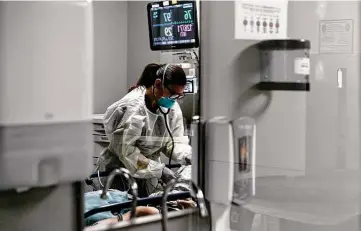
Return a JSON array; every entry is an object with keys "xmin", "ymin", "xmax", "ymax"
[
  {"xmin": 83, "ymin": 168, "xmax": 211, "ymax": 231},
  {"xmin": 85, "ymin": 191, "xmax": 192, "ymax": 219}
]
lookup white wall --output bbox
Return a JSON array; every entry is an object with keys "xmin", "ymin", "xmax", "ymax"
[
  {"xmin": 127, "ymin": 1, "xmax": 160, "ymax": 87},
  {"xmin": 223, "ymin": 1, "xmax": 361, "ymax": 176},
  {"xmin": 93, "ymin": 1, "xmax": 128, "ymax": 114},
  {"xmin": 288, "ymin": 1, "xmax": 361, "ymax": 174},
  {"xmin": 93, "ymin": 1, "xmax": 161, "ymax": 114}
]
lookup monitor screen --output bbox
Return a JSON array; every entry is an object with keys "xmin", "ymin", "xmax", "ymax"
[{"xmin": 147, "ymin": 1, "xmax": 199, "ymax": 51}]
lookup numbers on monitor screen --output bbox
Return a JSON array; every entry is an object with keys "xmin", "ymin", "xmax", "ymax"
[
  {"xmin": 163, "ymin": 12, "xmax": 172, "ymax": 23},
  {"xmin": 152, "ymin": 11, "xmax": 158, "ymax": 19},
  {"xmin": 164, "ymin": 26, "xmax": 173, "ymax": 36},
  {"xmin": 184, "ymin": 10, "xmax": 192, "ymax": 20}
]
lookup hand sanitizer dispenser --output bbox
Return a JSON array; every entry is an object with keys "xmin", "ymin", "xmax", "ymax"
[
  {"xmin": 205, "ymin": 117, "xmax": 235, "ymax": 204},
  {"xmin": 231, "ymin": 117, "xmax": 256, "ymax": 206},
  {"xmin": 205, "ymin": 117, "xmax": 256, "ymax": 205}
]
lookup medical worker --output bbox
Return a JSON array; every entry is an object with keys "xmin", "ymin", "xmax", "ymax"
[{"xmin": 96, "ymin": 63, "xmax": 192, "ymax": 195}]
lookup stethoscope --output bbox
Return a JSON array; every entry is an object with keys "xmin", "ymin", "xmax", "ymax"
[{"xmin": 158, "ymin": 64, "xmax": 175, "ymax": 167}]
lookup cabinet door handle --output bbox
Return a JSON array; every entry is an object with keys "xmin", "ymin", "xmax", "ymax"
[{"xmin": 337, "ymin": 68, "xmax": 343, "ymax": 88}]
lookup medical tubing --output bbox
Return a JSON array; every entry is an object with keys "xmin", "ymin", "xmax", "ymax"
[
  {"xmin": 97, "ymin": 171, "xmax": 104, "ymax": 188},
  {"xmin": 193, "ymin": 51, "xmax": 200, "ymax": 65},
  {"xmin": 163, "ymin": 113, "xmax": 175, "ymax": 166}
]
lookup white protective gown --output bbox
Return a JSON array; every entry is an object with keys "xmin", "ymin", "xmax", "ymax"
[{"xmin": 97, "ymin": 87, "xmax": 192, "ymax": 179}]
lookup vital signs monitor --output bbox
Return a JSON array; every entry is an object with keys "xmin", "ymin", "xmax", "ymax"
[{"xmin": 147, "ymin": 1, "xmax": 199, "ymax": 51}]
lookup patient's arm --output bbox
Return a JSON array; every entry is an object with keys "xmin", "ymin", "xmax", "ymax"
[
  {"xmin": 122, "ymin": 206, "xmax": 159, "ymax": 220},
  {"xmin": 86, "ymin": 206, "xmax": 159, "ymax": 230}
]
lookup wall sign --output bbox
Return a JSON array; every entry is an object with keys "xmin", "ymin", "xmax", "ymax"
[
  {"xmin": 235, "ymin": 0, "xmax": 288, "ymax": 40},
  {"xmin": 319, "ymin": 19, "xmax": 353, "ymax": 54}
]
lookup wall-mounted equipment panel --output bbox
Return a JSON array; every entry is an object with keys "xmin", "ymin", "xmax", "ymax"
[{"xmin": 257, "ymin": 39, "xmax": 311, "ymax": 91}]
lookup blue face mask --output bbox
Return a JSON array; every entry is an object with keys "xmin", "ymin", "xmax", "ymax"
[
  {"xmin": 155, "ymin": 64, "xmax": 176, "ymax": 110},
  {"xmin": 158, "ymin": 97, "xmax": 176, "ymax": 109}
]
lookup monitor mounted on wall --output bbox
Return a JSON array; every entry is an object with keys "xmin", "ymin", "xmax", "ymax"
[{"xmin": 147, "ymin": 1, "xmax": 199, "ymax": 51}]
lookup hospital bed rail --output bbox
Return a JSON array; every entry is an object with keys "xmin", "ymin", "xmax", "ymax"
[
  {"xmin": 84, "ymin": 191, "xmax": 191, "ymax": 219},
  {"xmin": 85, "ymin": 164, "xmax": 183, "ymax": 194}
]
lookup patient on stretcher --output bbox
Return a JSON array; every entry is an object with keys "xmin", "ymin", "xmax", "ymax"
[
  {"xmin": 84, "ymin": 190, "xmax": 196, "ymax": 228},
  {"xmin": 84, "ymin": 166, "xmax": 194, "ymax": 227}
]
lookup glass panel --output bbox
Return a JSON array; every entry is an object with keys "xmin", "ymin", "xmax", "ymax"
[
  {"xmin": 230, "ymin": 1, "xmax": 361, "ymax": 231},
  {"xmin": 198, "ymin": 1, "xmax": 361, "ymax": 231}
]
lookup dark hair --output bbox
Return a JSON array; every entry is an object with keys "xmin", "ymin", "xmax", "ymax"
[
  {"xmin": 156, "ymin": 64, "xmax": 187, "ymax": 87},
  {"xmin": 128, "ymin": 63, "xmax": 160, "ymax": 92},
  {"xmin": 128, "ymin": 63, "xmax": 187, "ymax": 92}
]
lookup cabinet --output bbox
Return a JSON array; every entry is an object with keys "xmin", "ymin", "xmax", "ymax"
[{"xmin": 92, "ymin": 114, "xmax": 109, "ymax": 167}]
